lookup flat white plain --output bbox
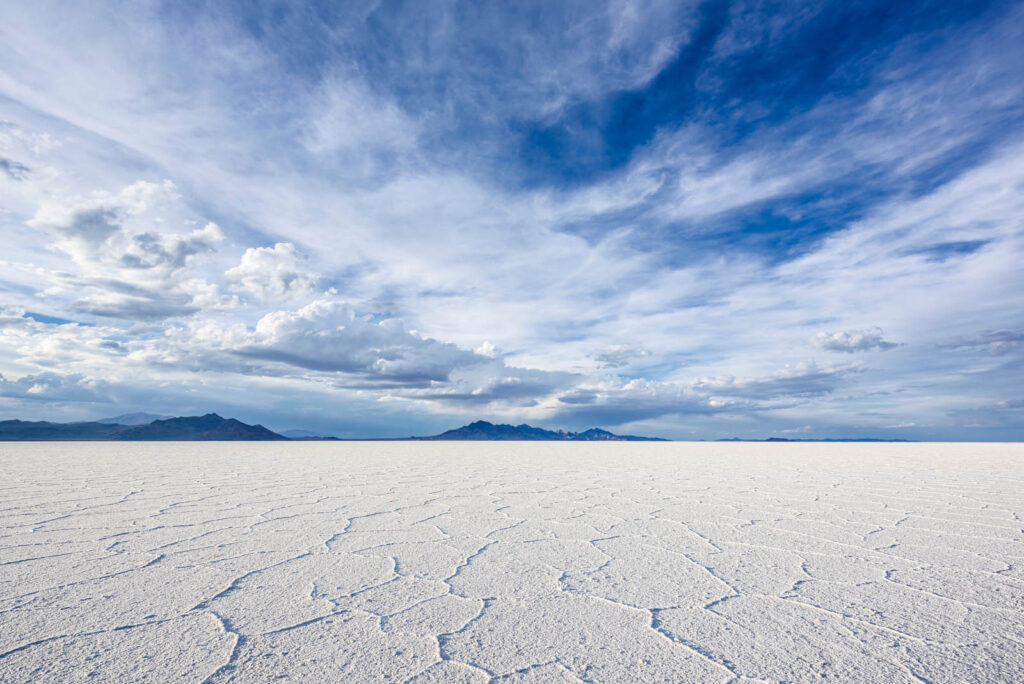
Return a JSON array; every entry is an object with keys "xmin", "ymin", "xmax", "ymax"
[{"xmin": 0, "ymin": 442, "xmax": 1021, "ymax": 683}]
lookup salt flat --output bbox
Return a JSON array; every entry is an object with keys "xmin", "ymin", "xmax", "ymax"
[{"xmin": 0, "ymin": 442, "xmax": 1021, "ymax": 683}]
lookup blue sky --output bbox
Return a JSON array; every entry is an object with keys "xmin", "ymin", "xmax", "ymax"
[{"xmin": 0, "ymin": 0, "xmax": 1022, "ymax": 439}]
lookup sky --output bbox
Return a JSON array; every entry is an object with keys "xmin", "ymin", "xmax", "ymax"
[{"xmin": 0, "ymin": 0, "xmax": 1022, "ymax": 440}]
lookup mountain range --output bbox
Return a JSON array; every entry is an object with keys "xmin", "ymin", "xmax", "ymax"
[
  {"xmin": 0, "ymin": 415, "xmax": 905, "ymax": 442},
  {"xmin": 0, "ymin": 415, "xmax": 664, "ymax": 441},
  {"xmin": 0, "ymin": 414, "xmax": 285, "ymax": 441},
  {"xmin": 416, "ymin": 420, "xmax": 666, "ymax": 441}
]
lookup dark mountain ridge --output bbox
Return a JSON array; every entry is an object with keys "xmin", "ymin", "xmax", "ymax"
[
  {"xmin": 0, "ymin": 414, "xmax": 286, "ymax": 441},
  {"xmin": 0, "ymin": 420, "xmax": 127, "ymax": 441},
  {"xmin": 418, "ymin": 420, "xmax": 665, "ymax": 441},
  {"xmin": 117, "ymin": 414, "xmax": 286, "ymax": 441}
]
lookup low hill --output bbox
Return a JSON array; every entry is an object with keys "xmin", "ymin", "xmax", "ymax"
[{"xmin": 280, "ymin": 429, "xmax": 339, "ymax": 440}]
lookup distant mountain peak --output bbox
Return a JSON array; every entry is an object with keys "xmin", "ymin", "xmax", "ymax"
[{"xmin": 116, "ymin": 414, "xmax": 282, "ymax": 441}]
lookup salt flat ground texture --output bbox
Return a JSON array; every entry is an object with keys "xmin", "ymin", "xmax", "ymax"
[{"xmin": 0, "ymin": 443, "xmax": 1022, "ymax": 683}]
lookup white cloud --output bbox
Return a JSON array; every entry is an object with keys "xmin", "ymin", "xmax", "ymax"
[
  {"xmin": 241, "ymin": 297, "xmax": 480, "ymax": 382},
  {"xmin": 224, "ymin": 242, "xmax": 317, "ymax": 302},
  {"xmin": 474, "ymin": 341, "xmax": 500, "ymax": 358},
  {"xmin": 811, "ymin": 328, "xmax": 899, "ymax": 353},
  {"xmin": 24, "ymin": 180, "xmax": 231, "ymax": 320},
  {"xmin": 0, "ymin": 371, "xmax": 105, "ymax": 403}
]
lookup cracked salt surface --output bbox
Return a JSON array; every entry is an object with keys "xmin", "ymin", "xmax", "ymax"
[{"xmin": 0, "ymin": 442, "xmax": 1021, "ymax": 683}]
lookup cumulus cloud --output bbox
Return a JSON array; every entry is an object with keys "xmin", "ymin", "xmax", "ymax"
[
  {"xmin": 237, "ymin": 297, "xmax": 483, "ymax": 383},
  {"xmin": 224, "ymin": 242, "xmax": 317, "ymax": 302},
  {"xmin": 0, "ymin": 371, "xmax": 105, "ymax": 403},
  {"xmin": 147, "ymin": 296, "xmax": 513, "ymax": 392},
  {"xmin": 31, "ymin": 181, "xmax": 222, "ymax": 271},
  {"xmin": 25, "ymin": 181, "xmax": 232, "ymax": 320},
  {"xmin": 161, "ymin": 295, "xmax": 574, "ymax": 405},
  {"xmin": 474, "ymin": 341, "xmax": 500, "ymax": 358},
  {"xmin": 0, "ymin": 306, "xmax": 130, "ymax": 371},
  {"xmin": 811, "ymin": 328, "xmax": 899, "ymax": 353}
]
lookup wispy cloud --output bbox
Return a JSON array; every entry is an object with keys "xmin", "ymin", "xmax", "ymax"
[
  {"xmin": 940, "ymin": 330, "xmax": 1024, "ymax": 356},
  {"xmin": 0, "ymin": 156, "xmax": 30, "ymax": 180}
]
